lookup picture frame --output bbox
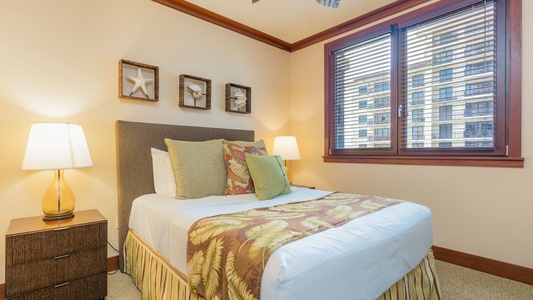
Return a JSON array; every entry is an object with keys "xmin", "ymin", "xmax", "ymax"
[
  {"xmin": 179, "ymin": 74, "xmax": 211, "ymax": 110},
  {"xmin": 225, "ymin": 83, "xmax": 251, "ymax": 114},
  {"xmin": 119, "ymin": 59, "xmax": 159, "ymax": 102}
]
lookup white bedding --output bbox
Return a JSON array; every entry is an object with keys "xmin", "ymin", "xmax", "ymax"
[{"xmin": 129, "ymin": 187, "xmax": 433, "ymax": 300}]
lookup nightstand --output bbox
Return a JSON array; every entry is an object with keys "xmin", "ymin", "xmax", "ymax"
[
  {"xmin": 5, "ymin": 209, "xmax": 107, "ymax": 300},
  {"xmin": 292, "ymin": 184, "xmax": 316, "ymax": 189}
]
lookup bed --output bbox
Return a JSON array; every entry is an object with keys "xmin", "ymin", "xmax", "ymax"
[{"xmin": 116, "ymin": 120, "xmax": 442, "ymax": 300}]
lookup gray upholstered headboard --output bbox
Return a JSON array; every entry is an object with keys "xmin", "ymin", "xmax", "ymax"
[{"xmin": 115, "ymin": 120, "xmax": 255, "ymax": 271}]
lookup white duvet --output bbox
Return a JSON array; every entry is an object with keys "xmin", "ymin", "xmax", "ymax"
[{"xmin": 129, "ymin": 187, "xmax": 433, "ymax": 300}]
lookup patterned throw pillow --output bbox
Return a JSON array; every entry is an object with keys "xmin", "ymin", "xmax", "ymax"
[{"xmin": 223, "ymin": 140, "xmax": 268, "ymax": 195}]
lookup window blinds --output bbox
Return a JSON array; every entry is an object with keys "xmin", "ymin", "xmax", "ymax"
[
  {"xmin": 400, "ymin": 0, "xmax": 496, "ymax": 150},
  {"xmin": 331, "ymin": 32, "xmax": 392, "ymax": 150}
]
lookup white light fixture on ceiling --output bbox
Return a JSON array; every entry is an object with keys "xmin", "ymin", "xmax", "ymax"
[{"xmin": 252, "ymin": 0, "xmax": 340, "ymax": 8}]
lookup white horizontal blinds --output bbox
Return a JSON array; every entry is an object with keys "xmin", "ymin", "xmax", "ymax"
[
  {"xmin": 401, "ymin": 0, "xmax": 495, "ymax": 150},
  {"xmin": 332, "ymin": 33, "xmax": 391, "ymax": 150}
]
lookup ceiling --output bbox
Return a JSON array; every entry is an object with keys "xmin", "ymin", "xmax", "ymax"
[{"xmin": 163, "ymin": 0, "xmax": 398, "ymax": 44}]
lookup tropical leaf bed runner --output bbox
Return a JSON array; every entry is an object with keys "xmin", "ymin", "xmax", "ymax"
[{"xmin": 186, "ymin": 192, "xmax": 403, "ymax": 300}]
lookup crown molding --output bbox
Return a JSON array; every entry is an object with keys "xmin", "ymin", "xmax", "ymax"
[{"xmin": 153, "ymin": 0, "xmax": 431, "ymax": 52}]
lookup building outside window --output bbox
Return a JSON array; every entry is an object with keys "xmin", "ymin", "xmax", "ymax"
[
  {"xmin": 465, "ymin": 101, "xmax": 493, "ymax": 117},
  {"xmin": 437, "ymin": 87, "xmax": 454, "ymax": 102},
  {"xmin": 412, "ymin": 91, "xmax": 425, "ymax": 105},
  {"xmin": 464, "ymin": 121, "xmax": 493, "ymax": 138},
  {"xmin": 375, "ymin": 82, "xmax": 390, "ymax": 92},
  {"xmin": 412, "ymin": 126, "xmax": 424, "ymax": 140},
  {"xmin": 465, "ymin": 82, "xmax": 493, "ymax": 96},
  {"xmin": 412, "ymin": 74, "xmax": 425, "ymax": 88},
  {"xmin": 412, "ymin": 109, "xmax": 424, "ymax": 123},
  {"xmin": 439, "ymin": 68, "xmax": 453, "ymax": 82},
  {"xmin": 465, "ymin": 61, "xmax": 494, "ymax": 76},
  {"xmin": 439, "ymin": 105, "xmax": 453, "ymax": 121},
  {"xmin": 374, "ymin": 97, "xmax": 390, "ymax": 108},
  {"xmin": 433, "ymin": 50, "xmax": 453, "ymax": 64},
  {"xmin": 439, "ymin": 124, "xmax": 453, "ymax": 139}
]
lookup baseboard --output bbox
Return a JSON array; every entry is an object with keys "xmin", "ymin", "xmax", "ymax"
[
  {"xmin": 0, "ymin": 255, "xmax": 119, "ymax": 300},
  {"xmin": 432, "ymin": 245, "xmax": 533, "ymax": 285},
  {"xmin": 108, "ymin": 255, "xmax": 120, "ymax": 272},
  {"xmin": 1, "ymin": 250, "xmax": 531, "ymax": 300}
]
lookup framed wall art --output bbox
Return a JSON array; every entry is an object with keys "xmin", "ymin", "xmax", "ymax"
[
  {"xmin": 225, "ymin": 83, "xmax": 251, "ymax": 114},
  {"xmin": 179, "ymin": 74, "xmax": 211, "ymax": 110},
  {"xmin": 119, "ymin": 59, "xmax": 159, "ymax": 101}
]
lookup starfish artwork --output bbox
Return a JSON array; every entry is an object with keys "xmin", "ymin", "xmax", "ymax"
[{"xmin": 126, "ymin": 68, "xmax": 153, "ymax": 99}]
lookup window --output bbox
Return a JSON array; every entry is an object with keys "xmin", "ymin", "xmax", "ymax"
[
  {"xmin": 359, "ymin": 100, "xmax": 367, "ymax": 109},
  {"xmin": 374, "ymin": 97, "xmax": 390, "ymax": 109},
  {"xmin": 433, "ymin": 50, "xmax": 453, "ymax": 65},
  {"xmin": 465, "ymin": 101, "xmax": 493, "ymax": 117},
  {"xmin": 465, "ymin": 121, "xmax": 493, "ymax": 138},
  {"xmin": 359, "ymin": 129, "xmax": 368, "ymax": 137},
  {"xmin": 374, "ymin": 128, "xmax": 390, "ymax": 141},
  {"xmin": 412, "ymin": 126, "xmax": 424, "ymax": 140},
  {"xmin": 325, "ymin": 0, "xmax": 522, "ymax": 167},
  {"xmin": 374, "ymin": 113, "xmax": 390, "ymax": 124},
  {"xmin": 412, "ymin": 109, "xmax": 424, "ymax": 123},
  {"xmin": 439, "ymin": 105, "xmax": 452, "ymax": 121},
  {"xmin": 437, "ymin": 87, "xmax": 454, "ymax": 102},
  {"xmin": 433, "ymin": 32, "xmax": 457, "ymax": 45},
  {"xmin": 439, "ymin": 124, "xmax": 453, "ymax": 139},
  {"xmin": 465, "ymin": 82, "xmax": 493, "ymax": 96},
  {"xmin": 465, "ymin": 41, "xmax": 494, "ymax": 57},
  {"xmin": 439, "ymin": 69, "xmax": 453, "ymax": 83},
  {"xmin": 465, "ymin": 61, "xmax": 494, "ymax": 76},
  {"xmin": 375, "ymin": 82, "xmax": 390, "ymax": 92},
  {"xmin": 411, "ymin": 92, "xmax": 425, "ymax": 105},
  {"xmin": 412, "ymin": 74, "xmax": 424, "ymax": 88}
]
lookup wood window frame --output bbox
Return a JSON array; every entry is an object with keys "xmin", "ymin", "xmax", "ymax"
[{"xmin": 324, "ymin": 0, "xmax": 523, "ymax": 168}]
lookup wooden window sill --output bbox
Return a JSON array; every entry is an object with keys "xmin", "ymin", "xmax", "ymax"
[{"xmin": 323, "ymin": 155, "xmax": 524, "ymax": 168}]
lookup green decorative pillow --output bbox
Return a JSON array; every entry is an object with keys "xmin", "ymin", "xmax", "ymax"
[
  {"xmin": 223, "ymin": 140, "xmax": 268, "ymax": 195},
  {"xmin": 245, "ymin": 154, "xmax": 291, "ymax": 200},
  {"xmin": 165, "ymin": 138, "xmax": 226, "ymax": 199}
]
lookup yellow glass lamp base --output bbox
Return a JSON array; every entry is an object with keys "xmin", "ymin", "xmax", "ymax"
[{"xmin": 42, "ymin": 170, "xmax": 76, "ymax": 221}]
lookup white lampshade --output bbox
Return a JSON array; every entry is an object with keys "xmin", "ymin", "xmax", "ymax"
[
  {"xmin": 22, "ymin": 123, "xmax": 93, "ymax": 170},
  {"xmin": 272, "ymin": 136, "xmax": 301, "ymax": 160}
]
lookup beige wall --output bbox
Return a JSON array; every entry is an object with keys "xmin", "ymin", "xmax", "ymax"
[
  {"xmin": 0, "ymin": 0, "xmax": 291, "ymax": 282},
  {"xmin": 291, "ymin": 0, "xmax": 533, "ymax": 269}
]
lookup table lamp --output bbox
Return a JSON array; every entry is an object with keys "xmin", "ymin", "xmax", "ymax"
[
  {"xmin": 22, "ymin": 123, "xmax": 93, "ymax": 220},
  {"xmin": 272, "ymin": 136, "xmax": 301, "ymax": 184}
]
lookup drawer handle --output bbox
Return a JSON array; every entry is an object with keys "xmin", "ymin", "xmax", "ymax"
[
  {"xmin": 54, "ymin": 226, "xmax": 70, "ymax": 231},
  {"xmin": 54, "ymin": 254, "xmax": 70, "ymax": 260},
  {"xmin": 54, "ymin": 282, "xmax": 70, "ymax": 288}
]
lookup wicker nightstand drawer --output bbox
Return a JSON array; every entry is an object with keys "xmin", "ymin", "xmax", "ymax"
[
  {"xmin": 5, "ymin": 210, "xmax": 107, "ymax": 300},
  {"xmin": 6, "ymin": 273, "xmax": 107, "ymax": 300}
]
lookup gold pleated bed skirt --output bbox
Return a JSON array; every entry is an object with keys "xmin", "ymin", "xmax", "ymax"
[{"xmin": 124, "ymin": 230, "xmax": 442, "ymax": 300}]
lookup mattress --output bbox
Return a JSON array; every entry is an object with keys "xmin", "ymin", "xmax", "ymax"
[{"xmin": 129, "ymin": 187, "xmax": 433, "ymax": 300}]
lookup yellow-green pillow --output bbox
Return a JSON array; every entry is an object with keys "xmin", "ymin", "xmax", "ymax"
[
  {"xmin": 245, "ymin": 154, "xmax": 291, "ymax": 200},
  {"xmin": 165, "ymin": 138, "xmax": 226, "ymax": 199}
]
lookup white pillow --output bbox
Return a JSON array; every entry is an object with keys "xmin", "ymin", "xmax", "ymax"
[{"xmin": 151, "ymin": 148, "xmax": 176, "ymax": 195}]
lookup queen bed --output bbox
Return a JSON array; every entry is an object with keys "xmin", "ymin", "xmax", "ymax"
[{"xmin": 116, "ymin": 120, "xmax": 441, "ymax": 300}]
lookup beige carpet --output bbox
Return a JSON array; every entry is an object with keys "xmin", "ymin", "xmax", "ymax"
[{"xmin": 106, "ymin": 260, "xmax": 533, "ymax": 299}]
